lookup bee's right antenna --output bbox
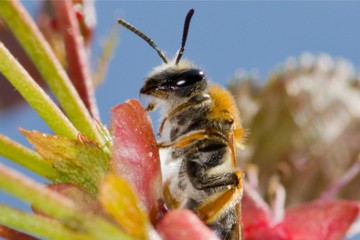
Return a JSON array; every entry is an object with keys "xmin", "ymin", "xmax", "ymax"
[
  {"xmin": 175, "ymin": 9, "xmax": 195, "ymax": 65},
  {"xmin": 118, "ymin": 19, "xmax": 169, "ymax": 64}
]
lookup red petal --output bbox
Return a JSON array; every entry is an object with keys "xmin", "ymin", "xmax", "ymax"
[
  {"xmin": 157, "ymin": 210, "xmax": 219, "ymax": 240},
  {"xmin": 283, "ymin": 200, "xmax": 360, "ymax": 240},
  {"xmin": 111, "ymin": 99, "xmax": 162, "ymax": 211}
]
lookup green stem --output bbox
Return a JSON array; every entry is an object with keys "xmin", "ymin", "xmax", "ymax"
[
  {"xmin": 0, "ymin": 205, "xmax": 89, "ymax": 240},
  {"xmin": 0, "ymin": 0, "xmax": 104, "ymax": 145},
  {"xmin": 0, "ymin": 134, "xmax": 56, "ymax": 180},
  {"xmin": 93, "ymin": 26, "xmax": 119, "ymax": 87},
  {"xmin": 0, "ymin": 43, "xmax": 78, "ymax": 139},
  {"xmin": 0, "ymin": 163, "xmax": 131, "ymax": 240},
  {"xmin": 0, "ymin": 163, "xmax": 75, "ymax": 219}
]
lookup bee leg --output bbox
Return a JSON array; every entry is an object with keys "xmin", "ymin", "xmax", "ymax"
[
  {"xmin": 145, "ymin": 102, "xmax": 157, "ymax": 111},
  {"xmin": 157, "ymin": 117, "xmax": 168, "ymax": 136},
  {"xmin": 157, "ymin": 129, "xmax": 209, "ymax": 149}
]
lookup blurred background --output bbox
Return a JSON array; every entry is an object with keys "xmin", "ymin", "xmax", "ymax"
[{"xmin": 1, "ymin": 1, "xmax": 360, "ymax": 239}]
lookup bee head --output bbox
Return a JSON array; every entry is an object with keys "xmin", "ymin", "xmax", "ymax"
[
  {"xmin": 118, "ymin": 9, "xmax": 199, "ymax": 101},
  {"xmin": 140, "ymin": 62, "xmax": 207, "ymax": 99}
]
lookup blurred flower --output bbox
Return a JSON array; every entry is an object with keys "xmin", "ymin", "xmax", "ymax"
[
  {"xmin": 229, "ymin": 53, "xmax": 360, "ymax": 239},
  {"xmin": 230, "ymin": 53, "xmax": 360, "ymax": 205}
]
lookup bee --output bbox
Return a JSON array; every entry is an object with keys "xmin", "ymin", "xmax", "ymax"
[{"xmin": 118, "ymin": 9, "xmax": 244, "ymax": 240}]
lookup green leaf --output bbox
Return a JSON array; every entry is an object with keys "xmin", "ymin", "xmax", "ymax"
[{"xmin": 21, "ymin": 129, "xmax": 110, "ymax": 195}]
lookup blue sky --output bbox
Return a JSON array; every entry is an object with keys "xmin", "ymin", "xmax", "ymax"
[
  {"xmin": 95, "ymin": 2, "xmax": 360, "ymax": 124},
  {"xmin": 1, "ymin": 1, "xmax": 360, "ymax": 239}
]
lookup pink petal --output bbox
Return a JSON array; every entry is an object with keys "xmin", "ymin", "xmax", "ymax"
[
  {"xmin": 283, "ymin": 200, "xmax": 360, "ymax": 240},
  {"xmin": 157, "ymin": 210, "xmax": 219, "ymax": 240},
  {"xmin": 242, "ymin": 183, "xmax": 291, "ymax": 240},
  {"xmin": 242, "ymin": 184, "xmax": 272, "ymax": 233},
  {"xmin": 242, "ymin": 184, "xmax": 360, "ymax": 239},
  {"xmin": 244, "ymin": 223, "xmax": 290, "ymax": 240},
  {"xmin": 111, "ymin": 99, "xmax": 162, "ymax": 212}
]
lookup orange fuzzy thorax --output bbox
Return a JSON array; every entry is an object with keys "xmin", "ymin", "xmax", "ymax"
[{"xmin": 208, "ymin": 84, "xmax": 244, "ymax": 148}]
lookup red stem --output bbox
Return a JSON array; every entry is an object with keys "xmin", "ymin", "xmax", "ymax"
[
  {"xmin": 51, "ymin": 0, "xmax": 98, "ymax": 118},
  {"xmin": 0, "ymin": 225, "xmax": 38, "ymax": 240}
]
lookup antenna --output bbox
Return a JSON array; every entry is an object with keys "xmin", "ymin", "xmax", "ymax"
[
  {"xmin": 118, "ymin": 19, "xmax": 169, "ymax": 64},
  {"xmin": 175, "ymin": 9, "xmax": 195, "ymax": 65}
]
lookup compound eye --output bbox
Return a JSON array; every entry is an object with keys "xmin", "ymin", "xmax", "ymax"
[{"xmin": 173, "ymin": 69, "xmax": 205, "ymax": 87}]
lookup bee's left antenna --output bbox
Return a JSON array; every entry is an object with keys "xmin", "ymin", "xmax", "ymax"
[
  {"xmin": 118, "ymin": 19, "xmax": 169, "ymax": 64},
  {"xmin": 175, "ymin": 9, "xmax": 195, "ymax": 65}
]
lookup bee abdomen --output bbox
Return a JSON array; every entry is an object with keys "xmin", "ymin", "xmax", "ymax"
[
  {"xmin": 175, "ymin": 135, "xmax": 237, "ymax": 195},
  {"xmin": 209, "ymin": 207, "xmax": 240, "ymax": 240}
]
